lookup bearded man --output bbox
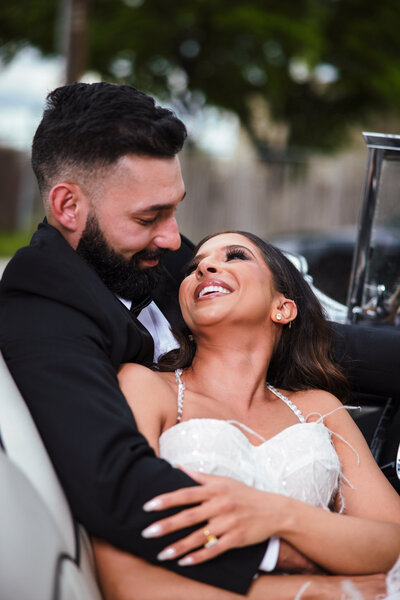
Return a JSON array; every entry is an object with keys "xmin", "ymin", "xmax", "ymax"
[{"xmin": 0, "ymin": 82, "xmax": 279, "ymax": 596}]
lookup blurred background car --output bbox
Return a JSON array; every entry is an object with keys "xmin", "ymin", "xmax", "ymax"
[{"xmin": 271, "ymin": 225, "xmax": 400, "ymax": 306}]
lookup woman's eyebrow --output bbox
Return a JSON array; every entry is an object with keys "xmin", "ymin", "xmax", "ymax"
[
  {"xmin": 226, "ymin": 244, "xmax": 256, "ymax": 257},
  {"xmin": 193, "ymin": 244, "xmax": 256, "ymax": 262}
]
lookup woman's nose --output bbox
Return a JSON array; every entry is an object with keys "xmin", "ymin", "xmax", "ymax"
[{"xmin": 196, "ymin": 260, "xmax": 218, "ymax": 277}]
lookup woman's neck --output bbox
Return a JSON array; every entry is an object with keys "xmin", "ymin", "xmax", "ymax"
[{"xmin": 184, "ymin": 327, "xmax": 276, "ymax": 413}]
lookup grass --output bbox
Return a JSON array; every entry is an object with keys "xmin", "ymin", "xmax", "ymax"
[{"xmin": 0, "ymin": 230, "xmax": 34, "ymax": 257}]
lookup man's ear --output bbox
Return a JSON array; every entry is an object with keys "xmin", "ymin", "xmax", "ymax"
[
  {"xmin": 48, "ymin": 183, "xmax": 87, "ymax": 233},
  {"xmin": 271, "ymin": 296, "xmax": 297, "ymax": 326}
]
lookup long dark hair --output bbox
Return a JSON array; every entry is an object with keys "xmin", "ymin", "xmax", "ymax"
[{"xmin": 158, "ymin": 231, "xmax": 349, "ymax": 400}]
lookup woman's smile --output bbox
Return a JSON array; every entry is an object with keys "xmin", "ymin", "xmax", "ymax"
[{"xmin": 194, "ymin": 279, "xmax": 234, "ymax": 301}]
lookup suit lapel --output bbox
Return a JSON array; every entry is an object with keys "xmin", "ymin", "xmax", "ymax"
[
  {"xmin": 151, "ymin": 267, "xmax": 186, "ymax": 331},
  {"xmin": 151, "ymin": 234, "xmax": 194, "ymax": 330}
]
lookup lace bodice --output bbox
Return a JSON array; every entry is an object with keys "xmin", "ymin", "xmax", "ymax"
[{"xmin": 159, "ymin": 370, "xmax": 342, "ymax": 509}]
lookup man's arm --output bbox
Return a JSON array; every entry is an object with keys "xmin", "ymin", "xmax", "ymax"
[{"xmin": 0, "ymin": 296, "xmax": 266, "ymax": 594}]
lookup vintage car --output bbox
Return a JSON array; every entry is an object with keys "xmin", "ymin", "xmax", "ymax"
[
  {"xmin": 279, "ymin": 133, "xmax": 400, "ymax": 492},
  {"xmin": 343, "ymin": 133, "xmax": 400, "ymax": 491},
  {"xmin": 0, "ymin": 132, "xmax": 399, "ymax": 599}
]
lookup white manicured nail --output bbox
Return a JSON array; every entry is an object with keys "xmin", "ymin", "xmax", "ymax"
[
  {"xmin": 141, "ymin": 524, "xmax": 162, "ymax": 538},
  {"xmin": 157, "ymin": 548, "xmax": 176, "ymax": 561},
  {"xmin": 143, "ymin": 498, "xmax": 163, "ymax": 511},
  {"xmin": 178, "ymin": 556, "xmax": 194, "ymax": 566}
]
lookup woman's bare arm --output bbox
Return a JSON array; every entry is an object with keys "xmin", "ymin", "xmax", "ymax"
[
  {"xmin": 117, "ymin": 363, "xmax": 175, "ymax": 453},
  {"xmin": 272, "ymin": 391, "xmax": 400, "ymax": 573},
  {"xmin": 92, "ymin": 538, "xmax": 386, "ymax": 600}
]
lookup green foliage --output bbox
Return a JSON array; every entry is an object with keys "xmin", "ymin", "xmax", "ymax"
[
  {"xmin": 1, "ymin": 0, "xmax": 400, "ymax": 154},
  {"xmin": 0, "ymin": 230, "xmax": 33, "ymax": 257}
]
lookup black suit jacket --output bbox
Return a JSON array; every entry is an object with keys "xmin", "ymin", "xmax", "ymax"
[{"xmin": 0, "ymin": 222, "xmax": 267, "ymax": 594}]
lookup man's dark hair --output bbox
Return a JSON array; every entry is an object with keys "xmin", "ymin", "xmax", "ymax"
[{"xmin": 31, "ymin": 82, "xmax": 187, "ymax": 195}]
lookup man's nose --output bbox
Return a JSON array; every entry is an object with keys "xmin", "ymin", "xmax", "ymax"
[{"xmin": 154, "ymin": 216, "xmax": 181, "ymax": 251}]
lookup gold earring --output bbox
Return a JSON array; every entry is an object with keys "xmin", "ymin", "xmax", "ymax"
[
  {"xmin": 276, "ymin": 313, "xmax": 282, "ymax": 321},
  {"xmin": 288, "ymin": 321, "xmax": 292, "ymax": 329}
]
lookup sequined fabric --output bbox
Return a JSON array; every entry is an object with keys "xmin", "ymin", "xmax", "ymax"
[{"xmin": 159, "ymin": 418, "xmax": 341, "ymax": 509}]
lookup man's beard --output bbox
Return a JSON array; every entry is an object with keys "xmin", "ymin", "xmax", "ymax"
[{"xmin": 76, "ymin": 213, "xmax": 166, "ymax": 300}]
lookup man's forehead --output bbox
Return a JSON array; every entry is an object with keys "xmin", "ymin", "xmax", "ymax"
[{"xmin": 116, "ymin": 153, "xmax": 181, "ymax": 174}]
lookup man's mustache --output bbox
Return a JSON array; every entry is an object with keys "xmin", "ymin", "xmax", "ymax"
[{"xmin": 134, "ymin": 248, "xmax": 168, "ymax": 263}]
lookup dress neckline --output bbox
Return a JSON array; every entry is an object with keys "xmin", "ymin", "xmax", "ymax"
[
  {"xmin": 159, "ymin": 416, "xmax": 326, "ymax": 449},
  {"xmin": 173, "ymin": 369, "xmax": 306, "ymax": 434}
]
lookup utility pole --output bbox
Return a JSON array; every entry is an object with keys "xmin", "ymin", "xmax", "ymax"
[{"xmin": 61, "ymin": 0, "xmax": 89, "ymax": 84}]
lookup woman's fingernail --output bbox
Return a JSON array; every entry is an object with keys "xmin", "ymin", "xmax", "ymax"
[
  {"xmin": 141, "ymin": 523, "xmax": 162, "ymax": 538},
  {"xmin": 143, "ymin": 498, "xmax": 163, "ymax": 511},
  {"xmin": 178, "ymin": 556, "xmax": 194, "ymax": 566},
  {"xmin": 157, "ymin": 548, "xmax": 176, "ymax": 561}
]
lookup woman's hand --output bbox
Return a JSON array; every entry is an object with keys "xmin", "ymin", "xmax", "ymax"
[{"xmin": 141, "ymin": 469, "xmax": 287, "ymax": 566}]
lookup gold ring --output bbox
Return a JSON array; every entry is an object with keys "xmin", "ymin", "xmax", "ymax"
[{"xmin": 203, "ymin": 528, "xmax": 218, "ymax": 548}]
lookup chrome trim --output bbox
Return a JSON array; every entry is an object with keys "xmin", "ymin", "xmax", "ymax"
[
  {"xmin": 346, "ymin": 133, "xmax": 400, "ymax": 323},
  {"xmin": 362, "ymin": 132, "xmax": 400, "ymax": 152}
]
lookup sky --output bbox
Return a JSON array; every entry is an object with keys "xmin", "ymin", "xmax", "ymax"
[
  {"xmin": 0, "ymin": 46, "xmax": 239, "ymax": 156},
  {"xmin": 0, "ymin": 47, "xmax": 63, "ymax": 150}
]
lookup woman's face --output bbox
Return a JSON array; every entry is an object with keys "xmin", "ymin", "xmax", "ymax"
[{"xmin": 179, "ymin": 233, "xmax": 279, "ymax": 332}]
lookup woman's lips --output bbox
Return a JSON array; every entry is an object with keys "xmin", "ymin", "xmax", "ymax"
[{"xmin": 194, "ymin": 279, "xmax": 234, "ymax": 301}]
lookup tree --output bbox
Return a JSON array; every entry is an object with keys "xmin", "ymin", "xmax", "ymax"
[{"xmin": 1, "ymin": 0, "xmax": 399, "ymax": 154}]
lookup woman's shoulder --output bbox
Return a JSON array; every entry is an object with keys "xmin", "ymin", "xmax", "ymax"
[
  {"xmin": 118, "ymin": 363, "xmax": 176, "ymax": 403},
  {"xmin": 118, "ymin": 364, "xmax": 179, "ymax": 431},
  {"xmin": 288, "ymin": 388, "xmax": 348, "ymax": 424},
  {"xmin": 118, "ymin": 361, "xmax": 160, "ymax": 384}
]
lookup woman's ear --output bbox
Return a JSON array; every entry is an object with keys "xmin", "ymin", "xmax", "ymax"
[{"xmin": 271, "ymin": 296, "xmax": 297, "ymax": 326}]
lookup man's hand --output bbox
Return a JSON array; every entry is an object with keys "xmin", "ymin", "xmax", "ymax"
[{"xmin": 275, "ymin": 540, "xmax": 325, "ymax": 574}]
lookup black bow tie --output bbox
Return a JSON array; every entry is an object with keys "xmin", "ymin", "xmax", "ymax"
[{"xmin": 129, "ymin": 295, "xmax": 152, "ymax": 317}]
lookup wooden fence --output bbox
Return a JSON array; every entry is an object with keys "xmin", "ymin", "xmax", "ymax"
[
  {"xmin": 0, "ymin": 146, "xmax": 370, "ymax": 243},
  {"xmin": 177, "ymin": 150, "xmax": 368, "ymax": 243}
]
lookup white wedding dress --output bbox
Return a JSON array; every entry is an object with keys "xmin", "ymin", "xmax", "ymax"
[{"xmin": 159, "ymin": 370, "xmax": 400, "ymax": 599}]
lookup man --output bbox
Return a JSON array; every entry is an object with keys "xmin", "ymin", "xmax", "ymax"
[
  {"xmin": 0, "ymin": 82, "xmax": 398, "ymax": 597},
  {"xmin": 0, "ymin": 82, "xmax": 281, "ymax": 595}
]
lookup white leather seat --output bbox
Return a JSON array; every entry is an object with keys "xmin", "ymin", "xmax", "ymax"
[
  {"xmin": 0, "ymin": 450, "xmax": 67, "ymax": 600},
  {"xmin": 0, "ymin": 353, "xmax": 75, "ymax": 553},
  {"xmin": 0, "ymin": 352, "xmax": 103, "ymax": 599}
]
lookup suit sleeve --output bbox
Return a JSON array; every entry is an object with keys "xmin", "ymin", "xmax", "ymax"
[{"xmin": 0, "ymin": 293, "xmax": 266, "ymax": 594}]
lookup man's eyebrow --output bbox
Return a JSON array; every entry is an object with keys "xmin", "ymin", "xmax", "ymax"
[
  {"xmin": 139, "ymin": 191, "xmax": 186, "ymax": 213},
  {"xmin": 194, "ymin": 244, "xmax": 256, "ymax": 262}
]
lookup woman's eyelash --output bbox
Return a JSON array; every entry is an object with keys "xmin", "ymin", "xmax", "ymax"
[
  {"xmin": 226, "ymin": 248, "xmax": 249, "ymax": 261},
  {"xmin": 185, "ymin": 261, "xmax": 199, "ymax": 276},
  {"xmin": 185, "ymin": 248, "xmax": 249, "ymax": 276}
]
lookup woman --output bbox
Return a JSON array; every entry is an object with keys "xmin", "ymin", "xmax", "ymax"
[{"xmin": 93, "ymin": 231, "xmax": 400, "ymax": 600}]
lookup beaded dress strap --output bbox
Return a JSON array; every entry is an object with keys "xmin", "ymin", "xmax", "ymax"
[
  {"xmin": 174, "ymin": 369, "xmax": 185, "ymax": 423},
  {"xmin": 266, "ymin": 383, "xmax": 306, "ymax": 423}
]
